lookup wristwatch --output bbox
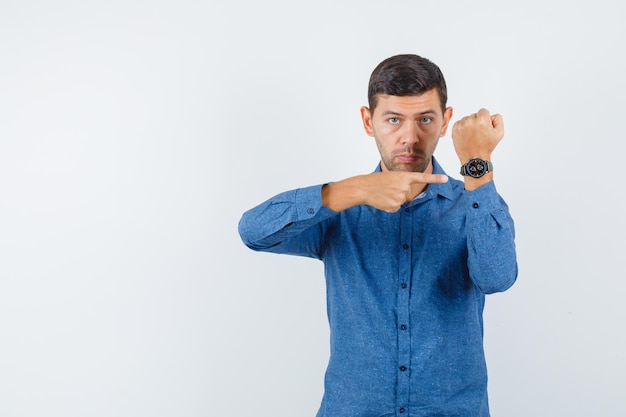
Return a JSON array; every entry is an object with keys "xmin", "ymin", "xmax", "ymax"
[{"xmin": 460, "ymin": 158, "xmax": 493, "ymax": 178}]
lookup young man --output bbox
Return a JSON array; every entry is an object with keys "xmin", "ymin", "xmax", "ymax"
[{"xmin": 238, "ymin": 54, "xmax": 517, "ymax": 417}]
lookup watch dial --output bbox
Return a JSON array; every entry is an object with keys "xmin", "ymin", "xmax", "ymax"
[{"xmin": 468, "ymin": 159, "xmax": 486, "ymax": 178}]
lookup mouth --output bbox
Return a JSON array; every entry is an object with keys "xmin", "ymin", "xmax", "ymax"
[{"xmin": 395, "ymin": 153, "xmax": 423, "ymax": 164}]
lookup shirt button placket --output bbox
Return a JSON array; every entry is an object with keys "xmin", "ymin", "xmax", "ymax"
[{"xmin": 396, "ymin": 205, "xmax": 412, "ymax": 414}]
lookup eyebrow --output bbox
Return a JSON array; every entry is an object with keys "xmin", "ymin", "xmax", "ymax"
[{"xmin": 381, "ymin": 109, "xmax": 438, "ymax": 117}]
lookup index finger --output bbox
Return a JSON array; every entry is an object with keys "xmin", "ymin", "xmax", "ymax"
[{"xmin": 408, "ymin": 172, "xmax": 449, "ymax": 184}]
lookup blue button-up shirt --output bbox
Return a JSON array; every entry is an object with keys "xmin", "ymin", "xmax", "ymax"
[{"xmin": 238, "ymin": 158, "xmax": 517, "ymax": 417}]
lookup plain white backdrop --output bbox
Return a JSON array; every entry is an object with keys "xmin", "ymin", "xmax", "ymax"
[{"xmin": 1, "ymin": 0, "xmax": 624, "ymax": 416}]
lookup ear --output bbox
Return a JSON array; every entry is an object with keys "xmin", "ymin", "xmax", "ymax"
[
  {"xmin": 439, "ymin": 107, "xmax": 454, "ymax": 137},
  {"xmin": 360, "ymin": 106, "xmax": 375, "ymax": 137}
]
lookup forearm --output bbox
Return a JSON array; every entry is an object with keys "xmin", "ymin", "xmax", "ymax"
[
  {"xmin": 322, "ymin": 170, "xmax": 448, "ymax": 213},
  {"xmin": 322, "ymin": 175, "xmax": 369, "ymax": 212},
  {"xmin": 238, "ymin": 185, "xmax": 336, "ymax": 254},
  {"xmin": 464, "ymin": 183, "xmax": 518, "ymax": 293}
]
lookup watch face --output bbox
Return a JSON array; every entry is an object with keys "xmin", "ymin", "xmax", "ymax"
[{"xmin": 466, "ymin": 158, "xmax": 487, "ymax": 178}]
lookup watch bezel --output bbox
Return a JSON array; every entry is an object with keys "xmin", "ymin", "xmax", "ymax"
[{"xmin": 460, "ymin": 158, "xmax": 492, "ymax": 178}]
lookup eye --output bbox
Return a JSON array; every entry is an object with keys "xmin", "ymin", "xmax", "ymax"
[
  {"xmin": 388, "ymin": 117, "xmax": 400, "ymax": 125},
  {"xmin": 420, "ymin": 117, "xmax": 432, "ymax": 124}
]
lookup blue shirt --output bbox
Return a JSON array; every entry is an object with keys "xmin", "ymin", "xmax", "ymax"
[{"xmin": 238, "ymin": 158, "xmax": 517, "ymax": 417}]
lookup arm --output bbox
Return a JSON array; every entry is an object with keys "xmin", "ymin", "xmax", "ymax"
[
  {"xmin": 452, "ymin": 108, "xmax": 503, "ymax": 191},
  {"xmin": 452, "ymin": 109, "xmax": 517, "ymax": 293},
  {"xmin": 239, "ymin": 172, "xmax": 449, "ymax": 255},
  {"xmin": 323, "ymin": 171, "xmax": 449, "ymax": 213},
  {"xmin": 463, "ymin": 182, "xmax": 517, "ymax": 294},
  {"xmin": 238, "ymin": 185, "xmax": 336, "ymax": 258}
]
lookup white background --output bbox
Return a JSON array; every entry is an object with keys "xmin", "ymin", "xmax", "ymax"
[{"xmin": 1, "ymin": 0, "xmax": 624, "ymax": 416}]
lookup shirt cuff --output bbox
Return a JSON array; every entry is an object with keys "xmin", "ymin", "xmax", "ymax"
[
  {"xmin": 294, "ymin": 184, "xmax": 336, "ymax": 222},
  {"xmin": 463, "ymin": 181, "xmax": 501, "ymax": 214}
]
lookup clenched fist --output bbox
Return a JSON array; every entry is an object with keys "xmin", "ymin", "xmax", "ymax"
[{"xmin": 452, "ymin": 108, "xmax": 504, "ymax": 163}]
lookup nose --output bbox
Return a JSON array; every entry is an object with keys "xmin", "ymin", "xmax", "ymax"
[{"xmin": 400, "ymin": 121, "xmax": 420, "ymax": 145}]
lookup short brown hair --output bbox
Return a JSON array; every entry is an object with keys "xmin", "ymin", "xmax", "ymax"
[{"xmin": 368, "ymin": 54, "xmax": 448, "ymax": 114}]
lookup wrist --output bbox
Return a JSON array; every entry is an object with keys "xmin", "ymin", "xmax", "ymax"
[
  {"xmin": 463, "ymin": 173, "xmax": 493, "ymax": 191},
  {"xmin": 322, "ymin": 176, "xmax": 367, "ymax": 212},
  {"xmin": 460, "ymin": 157, "xmax": 493, "ymax": 179},
  {"xmin": 458, "ymin": 153, "xmax": 492, "ymax": 164}
]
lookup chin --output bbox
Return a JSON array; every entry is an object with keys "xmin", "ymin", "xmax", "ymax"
[
  {"xmin": 387, "ymin": 157, "xmax": 429, "ymax": 173},
  {"xmin": 383, "ymin": 157, "xmax": 429, "ymax": 173},
  {"xmin": 388, "ymin": 165, "xmax": 422, "ymax": 173},
  {"xmin": 401, "ymin": 162, "xmax": 428, "ymax": 173}
]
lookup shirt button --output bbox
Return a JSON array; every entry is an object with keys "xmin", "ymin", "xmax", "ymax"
[
  {"xmin": 404, "ymin": 208, "xmax": 410, "ymax": 213},
  {"xmin": 399, "ymin": 366, "xmax": 407, "ymax": 372},
  {"xmin": 401, "ymin": 283, "xmax": 407, "ymax": 289},
  {"xmin": 472, "ymin": 202, "xmax": 479, "ymax": 209},
  {"xmin": 400, "ymin": 324, "xmax": 407, "ymax": 330},
  {"xmin": 402, "ymin": 243, "xmax": 409, "ymax": 250},
  {"xmin": 307, "ymin": 208, "xmax": 315, "ymax": 214},
  {"xmin": 399, "ymin": 408, "xmax": 406, "ymax": 414}
]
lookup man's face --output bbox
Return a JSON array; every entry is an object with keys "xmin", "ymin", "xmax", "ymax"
[{"xmin": 361, "ymin": 89, "xmax": 453, "ymax": 173}]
